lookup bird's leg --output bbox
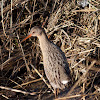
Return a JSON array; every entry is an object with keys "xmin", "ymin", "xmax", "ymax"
[
  {"xmin": 54, "ymin": 89, "xmax": 57, "ymax": 98},
  {"xmin": 57, "ymin": 88, "xmax": 60, "ymax": 96},
  {"xmin": 54, "ymin": 88, "xmax": 60, "ymax": 98}
]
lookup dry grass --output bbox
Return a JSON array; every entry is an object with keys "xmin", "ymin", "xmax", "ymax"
[{"xmin": 0, "ymin": 0, "xmax": 100, "ymax": 100}]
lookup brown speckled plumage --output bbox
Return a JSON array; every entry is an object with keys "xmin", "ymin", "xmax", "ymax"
[{"xmin": 23, "ymin": 26, "xmax": 71, "ymax": 90}]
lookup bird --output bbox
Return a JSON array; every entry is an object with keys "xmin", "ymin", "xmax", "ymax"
[{"xmin": 22, "ymin": 26, "xmax": 71, "ymax": 96}]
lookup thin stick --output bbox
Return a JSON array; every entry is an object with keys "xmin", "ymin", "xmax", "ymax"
[
  {"xmin": 13, "ymin": 78, "xmax": 42, "ymax": 88},
  {"xmin": 0, "ymin": 86, "xmax": 36, "ymax": 95},
  {"xmin": 72, "ymin": 9, "xmax": 98, "ymax": 12},
  {"xmin": 55, "ymin": 92, "xmax": 100, "ymax": 100},
  {"xmin": 10, "ymin": 0, "xmax": 12, "ymax": 28},
  {"xmin": 1, "ymin": 0, "xmax": 7, "ymax": 37},
  {"xmin": 17, "ymin": 34, "xmax": 31, "ymax": 73}
]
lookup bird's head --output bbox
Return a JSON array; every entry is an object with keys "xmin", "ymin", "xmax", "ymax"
[
  {"xmin": 21, "ymin": 26, "xmax": 44, "ymax": 43},
  {"xmin": 28, "ymin": 26, "xmax": 43, "ymax": 37}
]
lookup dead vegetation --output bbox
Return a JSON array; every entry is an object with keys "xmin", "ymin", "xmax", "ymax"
[{"xmin": 0, "ymin": 0, "xmax": 100, "ymax": 100}]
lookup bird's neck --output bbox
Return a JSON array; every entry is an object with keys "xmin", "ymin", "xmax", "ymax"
[{"xmin": 38, "ymin": 32, "xmax": 50, "ymax": 52}]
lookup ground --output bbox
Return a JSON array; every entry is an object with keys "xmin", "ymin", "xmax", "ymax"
[{"xmin": 0, "ymin": 0, "xmax": 100, "ymax": 100}]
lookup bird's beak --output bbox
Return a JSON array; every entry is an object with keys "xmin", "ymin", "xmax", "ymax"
[{"xmin": 21, "ymin": 33, "xmax": 32, "ymax": 43}]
